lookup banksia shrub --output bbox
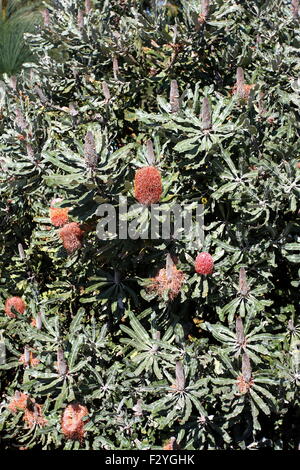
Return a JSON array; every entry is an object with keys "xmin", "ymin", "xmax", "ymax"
[
  {"xmin": 5, "ymin": 297, "xmax": 26, "ymax": 318},
  {"xmin": 149, "ymin": 265, "xmax": 185, "ymax": 300},
  {"xmin": 58, "ymin": 222, "xmax": 84, "ymax": 253},
  {"xmin": 194, "ymin": 252, "xmax": 214, "ymax": 275},
  {"xmin": 134, "ymin": 166, "xmax": 162, "ymax": 205},
  {"xmin": 61, "ymin": 404, "xmax": 89, "ymax": 441},
  {"xmin": 1, "ymin": 0, "xmax": 300, "ymax": 452}
]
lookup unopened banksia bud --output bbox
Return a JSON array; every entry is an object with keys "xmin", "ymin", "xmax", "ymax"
[
  {"xmin": 170, "ymin": 80, "xmax": 180, "ymax": 113},
  {"xmin": 134, "ymin": 166, "xmax": 162, "ymax": 205},
  {"xmin": 57, "ymin": 347, "xmax": 68, "ymax": 376},
  {"xmin": 77, "ymin": 10, "xmax": 84, "ymax": 29},
  {"xmin": 84, "ymin": 131, "xmax": 97, "ymax": 168},
  {"xmin": 194, "ymin": 252, "xmax": 214, "ymax": 275},
  {"xmin": 175, "ymin": 361, "xmax": 185, "ymax": 391},
  {"xmin": 201, "ymin": 97, "xmax": 212, "ymax": 131},
  {"xmin": 239, "ymin": 267, "xmax": 250, "ymax": 296},
  {"xmin": 236, "ymin": 317, "xmax": 245, "ymax": 346},
  {"xmin": 292, "ymin": 0, "xmax": 299, "ymax": 18},
  {"xmin": 196, "ymin": 0, "xmax": 210, "ymax": 27},
  {"xmin": 145, "ymin": 139, "xmax": 155, "ymax": 166},
  {"xmin": 102, "ymin": 81, "xmax": 111, "ymax": 103},
  {"xmin": 85, "ymin": 0, "xmax": 92, "ymax": 14},
  {"xmin": 41, "ymin": 9, "xmax": 50, "ymax": 27},
  {"xmin": 234, "ymin": 68, "xmax": 254, "ymax": 101},
  {"xmin": 236, "ymin": 67, "xmax": 245, "ymax": 98}
]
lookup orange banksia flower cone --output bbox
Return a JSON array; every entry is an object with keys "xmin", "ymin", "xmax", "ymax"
[
  {"xmin": 59, "ymin": 222, "xmax": 84, "ymax": 253},
  {"xmin": 50, "ymin": 207, "xmax": 69, "ymax": 227},
  {"xmin": 149, "ymin": 265, "xmax": 185, "ymax": 300},
  {"xmin": 5, "ymin": 297, "xmax": 26, "ymax": 318},
  {"xmin": 61, "ymin": 404, "xmax": 89, "ymax": 441},
  {"xmin": 134, "ymin": 166, "xmax": 162, "ymax": 205},
  {"xmin": 236, "ymin": 375, "xmax": 254, "ymax": 394},
  {"xmin": 24, "ymin": 401, "xmax": 48, "ymax": 429},
  {"xmin": 8, "ymin": 392, "xmax": 28, "ymax": 413},
  {"xmin": 194, "ymin": 252, "xmax": 214, "ymax": 275},
  {"xmin": 49, "ymin": 198, "xmax": 69, "ymax": 227}
]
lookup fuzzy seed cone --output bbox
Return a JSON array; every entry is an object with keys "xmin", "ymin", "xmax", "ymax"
[
  {"xmin": 61, "ymin": 404, "xmax": 89, "ymax": 441},
  {"xmin": 5, "ymin": 297, "xmax": 26, "ymax": 318},
  {"xmin": 134, "ymin": 166, "xmax": 162, "ymax": 205},
  {"xmin": 149, "ymin": 265, "xmax": 185, "ymax": 300},
  {"xmin": 59, "ymin": 222, "xmax": 84, "ymax": 253},
  {"xmin": 49, "ymin": 207, "xmax": 69, "ymax": 227},
  {"xmin": 194, "ymin": 252, "xmax": 214, "ymax": 275}
]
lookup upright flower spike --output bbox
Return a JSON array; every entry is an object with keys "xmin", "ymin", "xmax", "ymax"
[
  {"xmin": 77, "ymin": 10, "xmax": 84, "ymax": 29},
  {"xmin": 5, "ymin": 297, "xmax": 26, "ymax": 318},
  {"xmin": 85, "ymin": 0, "xmax": 92, "ymax": 14},
  {"xmin": 200, "ymin": 97, "xmax": 212, "ymax": 131},
  {"xmin": 233, "ymin": 67, "xmax": 254, "ymax": 101},
  {"xmin": 57, "ymin": 347, "xmax": 68, "ymax": 376},
  {"xmin": 102, "ymin": 81, "xmax": 111, "ymax": 103},
  {"xmin": 170, "ymin": 79, "xmax": 180, "ymax": 113},
  {"xmin": 61, "ymin": 404, "xmax": 89, "ymax": 441},
  {"xmin": 41, "ymin": 8, "xmax": 50, "ymax": 27},
  {"xmin": 239, "ymin": 267, "xmax": 250, "ymax": 296},
  {"xmin": 145, "ymin": 139, "xmax": 155, "ymax": 166},
  {"xmin": 236, "ymin": 67, "xmax": 245, "ymax": 98},
  {"xmin": 59, "ymin": 222, "xmax": 84, "ymax": 253},
  {"xmin": 196, "ymin": 0, "xmax": 210, "ymax": 26},
  {"xmin": 194, "ymin": 252, "xmax": 214, "ymax": 275},
  {"xmin": 292, "ymin": 0, "xmax": 299, "ymax": 18},
  {"xmin": 242, "ymin": 353, "xmax": 252, "ymax": 383},
  {"xmin": 175, "ymin": 361, "xmax": 185, "ymax": 392},
  {"xmin": 84, "ymin": 131, "xmax": 97, "ymax": 168},
  {"xmin": 134, "ymin": 166, "xmax": 162, "ymax": 205},
  {"xmin": 235, "ymin": 317, "xmax": 245, "ymax": 347}
]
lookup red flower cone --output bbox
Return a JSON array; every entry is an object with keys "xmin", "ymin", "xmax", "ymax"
[
  {"xmin": 134, "ymin": 166, "xmax": 162, "ymax": 205},
  {"xmin": 194, "ymin": 252, "xmax": 214, "ymax": 275}
]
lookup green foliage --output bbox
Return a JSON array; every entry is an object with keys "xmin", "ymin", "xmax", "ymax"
[{"xmin": 0, "ymin": 0, "xmax": 300, "ymax": 450}]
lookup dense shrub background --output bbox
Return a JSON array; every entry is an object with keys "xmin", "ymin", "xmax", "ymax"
[{"xmin": 0, "ymin": 0, "xmax": 300, "ymax": 450}]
